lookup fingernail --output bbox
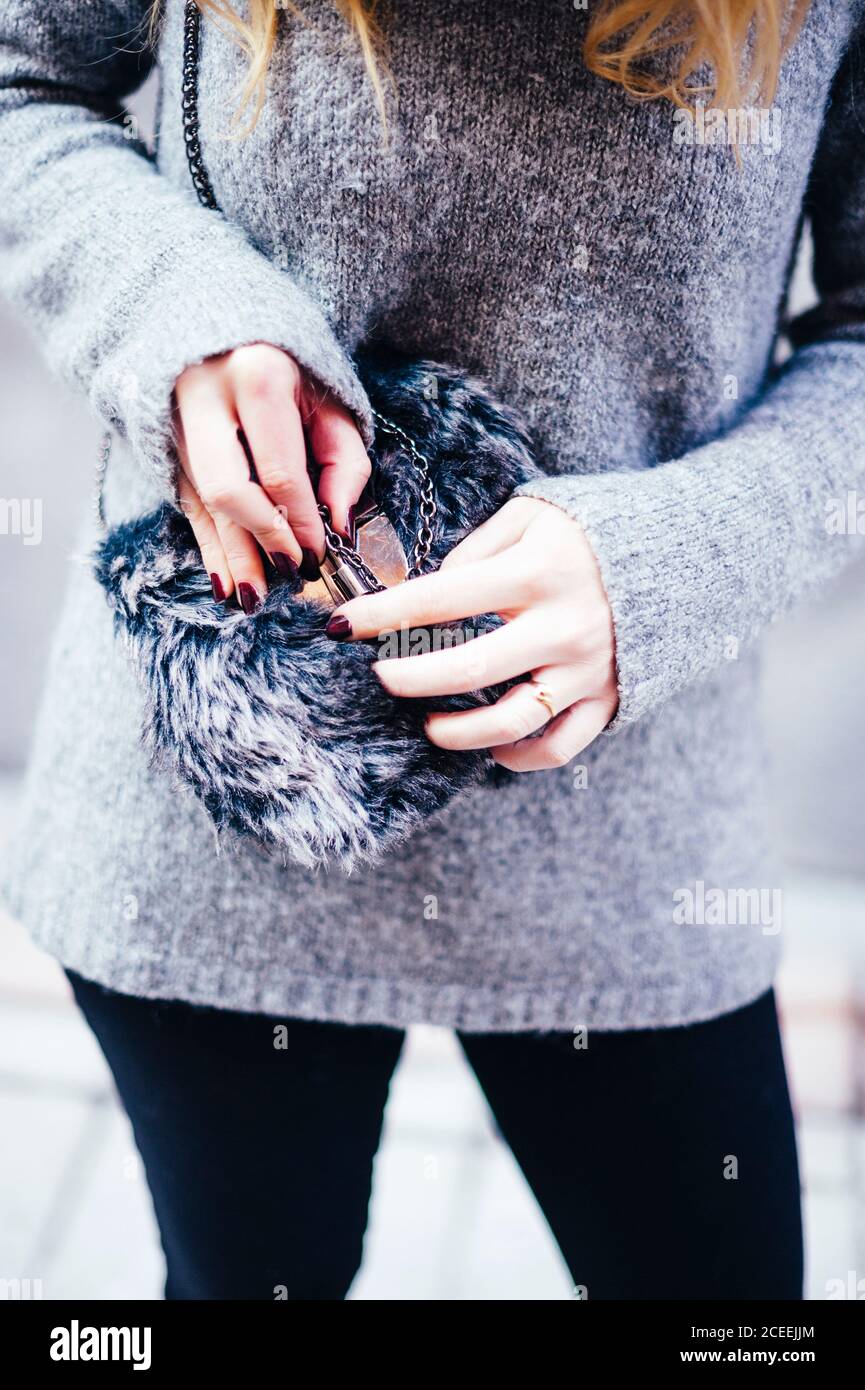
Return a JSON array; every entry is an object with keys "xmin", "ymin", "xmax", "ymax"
[
  {"xmin": 210, "ymin": 573, "xmax": 226, "ymax": 603},
  {"xmin": 301, "ymin": 548, "xmax": 321, "ymax": 581},
  {"xmin": 271, "ymin": 552, "xmax": 299, "ymax": 581},
  {"xmin": 238, "ymin": 582, "xmax": 261, "ymax": 616},
  {"xmin": 325, "ymin": 614, "xmax": 352, "ymax": 640}
]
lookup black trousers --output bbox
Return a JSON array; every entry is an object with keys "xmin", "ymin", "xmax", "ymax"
[{"xmin": 67, "ymin": 973, "xmax": 802, "ymax": 1301}]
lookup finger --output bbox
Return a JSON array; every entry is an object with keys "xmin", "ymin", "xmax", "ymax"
[
  {"xmin": 491, "ymin": 697, "xmax": 609, "ymax": 772},
  {"xmin": 307, "ymin": 396, "xmax": 372, "ymax": 538},
  {"xmin": 373, "ymin": 615, "xmax": 552, "ymax": 698},
  {"xmin": 178, "ymin": 387, "xmax": 303, "ymax": 568},
  {"xmin": 178, "ymin": 473, "xmax": 232, "ymax": 601},
  {"xmin": 334, "ymin": 549, "xmax": 530, "ymax": 640},
  {"xmin": 439, "ymin": 497, "xmax": 535, "ymax": 572},
  {"xmin": 234, "ymin": 365, "xmax": 325, "ymax": 558},
  {"xmin": 425, "ymin": 665, "xmax": 582, "ymax": 750},
  {"xmin": 211, "ymin": 512, "xmax": 268, "ymax": 614}
]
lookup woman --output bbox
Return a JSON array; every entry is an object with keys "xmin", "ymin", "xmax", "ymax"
[{"xmin": 1, "ymin": 0, "xmax": 862, "ymax": 1300}]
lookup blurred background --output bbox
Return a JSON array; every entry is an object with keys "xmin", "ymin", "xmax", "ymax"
[{"xmin": 1, "ymin": 82, "xmax": 864, "ymax": 1301}]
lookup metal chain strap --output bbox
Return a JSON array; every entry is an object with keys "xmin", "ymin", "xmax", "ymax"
[
  {"xmin": 370, "ymin": 410, "xmax": 437, "ymax": 579},
  {"xmin": 315, "ymin": 409, "xmax": 438, "ymax": 588},
  {"xmin": 317, "ymin": 508, "xmax": 387, "ymax": 594},
  {"xmin": 181, "ymin": 1, "xmax": 219, "ymax": 211}
]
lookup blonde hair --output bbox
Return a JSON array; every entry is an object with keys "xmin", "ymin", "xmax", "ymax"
[
  {"xmin": 182, "ymin": 0, "xmax": 811, "ymax": 134},
  {"xmin": 185, "ymin": 1, "xmax": 390, "ymax": 133}
]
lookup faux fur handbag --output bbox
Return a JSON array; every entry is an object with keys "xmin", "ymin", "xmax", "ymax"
[
  {"xmin": 93, "ymin": 4, "xmax": 539, "ymax": 868},
  {"xmin": 95, "ymin": 354, "xmax": 539, "ymax": 869}
]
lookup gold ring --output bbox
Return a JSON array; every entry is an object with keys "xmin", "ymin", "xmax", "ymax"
[{"xmin": 529, "ymin": 680, "xmax": 556, "ymax": 720}]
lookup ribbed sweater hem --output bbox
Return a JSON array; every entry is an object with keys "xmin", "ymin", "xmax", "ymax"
[{"xmin": 10, "ymin": 898, "xmax": 781, "ymax": 1033}]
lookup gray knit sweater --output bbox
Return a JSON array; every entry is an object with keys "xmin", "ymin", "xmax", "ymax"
[{"xmin": 1, "ymin": 0, "xmax": 864, "ymax": 1030}]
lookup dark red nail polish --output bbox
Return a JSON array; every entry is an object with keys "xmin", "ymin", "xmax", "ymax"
[
  {"xmin": 301, "ymin": 548, "xmax": 321, "ymax": 581},
  {"xmin": 210, "ymin": 573, "xmax": 226, "ymax": 603},
  {"xmin": 271, "ymin": 552, "xmax": 299, "ymax": 581},
  {"xmin": 238, "ymin": 582, "xmax": 261, "ymax": 615},
  {"xmin": 325, "ymin": 614, "xmax": 352, "ymax": 640}
]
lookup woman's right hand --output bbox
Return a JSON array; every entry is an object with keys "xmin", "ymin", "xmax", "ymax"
[{"xmin": 174, "ymin": 343, "xmax": 371, "ymax": 613}]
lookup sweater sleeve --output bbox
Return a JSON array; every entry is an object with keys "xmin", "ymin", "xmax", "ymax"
[
  {"xmin": 0, "ymin": 1, "xmax": 373, "ymax": 496},
  {"xmin": 514, "ymin": 23, "xmax": 865, "ymax": 729}
]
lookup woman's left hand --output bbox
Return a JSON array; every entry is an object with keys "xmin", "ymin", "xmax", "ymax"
[{"xmin": 327, "ymin": 497, "xmax": 619, "ymax": 771}]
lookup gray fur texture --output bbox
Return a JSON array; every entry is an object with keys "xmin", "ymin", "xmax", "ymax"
[{"xmin": 94, "ymin": 356, "xmax": 539, "ymax": 869}]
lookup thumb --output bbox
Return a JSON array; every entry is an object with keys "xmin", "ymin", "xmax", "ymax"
[{"xmin": 306, "ymin": 394, "xmax": 372, "ymax": 539}]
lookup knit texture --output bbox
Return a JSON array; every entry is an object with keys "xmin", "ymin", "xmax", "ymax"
[{"xmin": 1, "ymin": 0, "xmax": 864, "ymax": 1030}]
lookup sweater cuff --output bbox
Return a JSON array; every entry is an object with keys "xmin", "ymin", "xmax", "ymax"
[
  {"xmin": 513, "ymin": 466, "xmax": 744, "ymax": 731},
  {"xmin": 90, "ymin": 216, "xmax": 373, "ymax": 499}
]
